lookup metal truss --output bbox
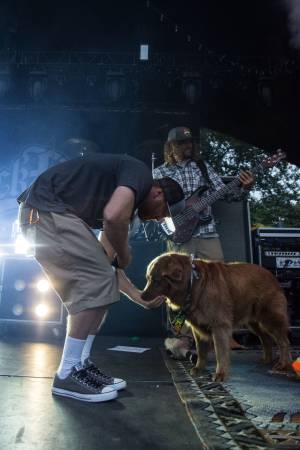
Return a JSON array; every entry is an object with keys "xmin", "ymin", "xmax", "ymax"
[{"xmin": 0, "ymin": 50, "xmax": 202, "ymax": 70}]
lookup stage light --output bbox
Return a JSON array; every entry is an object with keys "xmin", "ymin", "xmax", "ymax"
[
  {"xmin": 14, "ymin": 234, "xmax": 30, "ymax": 255},
  {"xmin": 36, "ymin": 279, "xmax": 50, "ymax": 293},
  {"xmin": 28, "ymin": 70, "xmax": 47, "ymax": 101},
  {"xmin": 12, "ymin": 304, "xmax": 24, "ymax": 316},
  {"xmin": 258, "ymin": 77, "xmax": 272, "ymax": 108},
  {"xmin": 105, "ymin": 71, "xmax": 125, "ymax": 102},
  {"xmin": 182, "ymin": 73, "xmax": 202, "ymax": 105},
  {"xmin": 52, "ymin": 327, "xmax": 60, "ymax": 337},
  {"xmin": 14, "ymin": 279, "xmax": 26, "ymax": 291},
  {"xmin": 140, "ymin": 44, "xmax": 149, "ymax": 61},
  {"xmin": 0, "ymin": 258, "xmax": 64, "ymax": 325},
  {"xmin": 35, "ymin": 303, "xmax": 49, "ymax": 318}
]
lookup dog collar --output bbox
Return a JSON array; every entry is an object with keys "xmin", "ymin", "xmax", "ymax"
[
  {"xmin": 182, "ymin": 263, "xmax": 199, "ymax": 313},
  {"xmin": 191, "ymin": 263, "xmax": 200, "ymax": 281},
  {"xmin": 170, "ymin": 263, "xmax": 200, "ymax": 334}
]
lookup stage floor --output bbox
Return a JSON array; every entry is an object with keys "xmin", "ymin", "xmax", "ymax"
[{"xmin": 0, "ymin": 334, "xmax": 300, "ymax": 449}]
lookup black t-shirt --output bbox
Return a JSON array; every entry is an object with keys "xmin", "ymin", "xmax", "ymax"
[{"xmin": 17, "ymin": 153, "xmax": 153, "ymax": 228}]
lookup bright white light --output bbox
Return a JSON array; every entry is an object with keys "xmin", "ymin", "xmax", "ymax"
[
  {"xmin": 36, "ymin": 279, "xmax": 50, "ymax": 292},
  {"xmin": 35, "ymin": 303, "xmax": 49, "ymax": 318},
  {"xmin": 140, "ymin": 44, "xmax": 149, "ymax": 60},
  {"xmin": 14, "ymin": 234, "xmax": 30, "ymax": 254}
]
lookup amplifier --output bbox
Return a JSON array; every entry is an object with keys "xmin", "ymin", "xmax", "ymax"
[
  {"xmin": 252, "ymin": 228, "xmax": 300, "ymax": 280},
  {"xmin": 0, "ymin": 256, "xmax": 64, "ymax": 326},
  {"xmin": 252, "ymin": 228, "xmax": 300, "ymax": 329}
]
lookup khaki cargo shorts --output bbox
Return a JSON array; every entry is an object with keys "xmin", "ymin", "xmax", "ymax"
[{"xmin": 20, "ymin": 207, "xmax": 119, "ymax": 314}]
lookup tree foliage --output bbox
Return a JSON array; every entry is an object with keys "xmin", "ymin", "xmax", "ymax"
[{"xmin": 199, "ymin": 128, "xmax": 300, "ymax": 227}]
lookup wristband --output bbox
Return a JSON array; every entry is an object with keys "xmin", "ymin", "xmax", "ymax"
[{"xmin": 111, "ymin": 256, "xmax": 120, "ymax": 269}]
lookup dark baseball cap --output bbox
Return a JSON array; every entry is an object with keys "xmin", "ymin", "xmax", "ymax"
[
  {"xmin": 167, "ymin": 127, "xmax": 194, "ymax": 142},
  {"xmin": 157, "ymin": 177, "xmax": 186, "ymax": 217}
]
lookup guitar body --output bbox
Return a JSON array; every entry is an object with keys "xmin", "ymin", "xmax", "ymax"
[
  {"xmin": 171, "ymin": 211, "xmax": 200, "ymax": 244},
  {"xmin": 170, "ymin": 187, "xmax": 213, "ymax": 243},
  {"xmin": 186, "ymin": 186, "xmax": 213, "ymax": 225}
]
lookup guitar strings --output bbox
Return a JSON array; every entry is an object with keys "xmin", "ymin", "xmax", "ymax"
[{"xmin": 172, "ymin": 178, "xmax": 241, "ymax": 226}]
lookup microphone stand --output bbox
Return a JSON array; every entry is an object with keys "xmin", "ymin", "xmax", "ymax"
[
  {"xmin": 151, "ymin": 152, "xmax": 156, "ymax": 175},
  {"xmin": 141, "ymin": 152, "xmax": 157, "ymax": 241}
]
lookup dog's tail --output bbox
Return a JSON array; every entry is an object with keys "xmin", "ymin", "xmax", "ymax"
[{"xmin": 164, "ymin": 337, "xmax": 197, "ymax": 363}]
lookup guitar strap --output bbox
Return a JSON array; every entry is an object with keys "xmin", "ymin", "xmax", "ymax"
[{"xmin": 195, "ymin": 159, "xmax": 212, "ymax": 186}]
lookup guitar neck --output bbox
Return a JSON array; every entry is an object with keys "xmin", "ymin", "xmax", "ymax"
[
  {"xmin": 194, "ymin": 176, "xmax": 241, "ymax": 212},
  {"xmin": 193, "ymin": 162, "xmax": 263, "ymax": 212}
]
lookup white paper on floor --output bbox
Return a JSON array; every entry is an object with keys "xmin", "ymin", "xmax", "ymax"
[{"xmin": 107, "ymin": 345, "xmax": 151, "ymax": 353}]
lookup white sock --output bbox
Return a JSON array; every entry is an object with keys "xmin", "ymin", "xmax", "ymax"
[
  {"xmin": 56, "ymin": 336, "xmax": 86, "ymax": 379},
  {"xmin": 81, "ymin": 334, "xmax": 96, "ymax": 364}
]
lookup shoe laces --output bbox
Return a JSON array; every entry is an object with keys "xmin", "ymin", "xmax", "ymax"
[
  {"xmin": 86, "ymin": 363, "xmax": 113, "ymax": 383},
  {"xmin": 72, "ymin": 367, "xmax": 104, "ymax": 389}
]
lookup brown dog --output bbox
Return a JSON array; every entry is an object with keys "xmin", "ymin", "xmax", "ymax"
[{"xmin": 141, "ymin": 252, "xmax": 291, "ymax": 382}]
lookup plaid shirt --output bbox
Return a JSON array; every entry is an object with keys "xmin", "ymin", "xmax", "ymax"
[{"xmin": 153, "ymin": 159, "xmax": 243, "ymax": 237}]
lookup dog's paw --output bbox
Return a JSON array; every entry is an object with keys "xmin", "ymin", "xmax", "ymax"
[
  {"xmin": 212, "ymin": 369, "xmax": 227, "ymax": 382},
  {"xmin": 272, "ymin": 360, "xmax": 292, "ymax": 372},
  {"xmin": 190, "ymin": 366, "xmax": 204, "ymax": 377}
]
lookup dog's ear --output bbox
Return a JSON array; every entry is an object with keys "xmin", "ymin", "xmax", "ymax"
[{"xmin": 162, "ymin": 265, "xmax": 183, "ymax": 281}]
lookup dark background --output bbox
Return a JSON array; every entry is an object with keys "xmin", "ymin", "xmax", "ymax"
[{"xmin": 0, "ymin": 0, "xmax": 299, "ymax": 166}]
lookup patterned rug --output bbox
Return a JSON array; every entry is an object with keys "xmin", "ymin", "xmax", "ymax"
[{"xmin": 163, "ymin": 347, "xmax": 300, "ymax": 449}]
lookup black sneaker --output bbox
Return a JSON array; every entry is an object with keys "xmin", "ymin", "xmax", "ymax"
[
  {"xmin": 83, "ymin": 358, "xmax": 127, "ymax": 391},
  {"xmin": 52, "ymin": 363, "xmax": 117, "ymax": 402}
]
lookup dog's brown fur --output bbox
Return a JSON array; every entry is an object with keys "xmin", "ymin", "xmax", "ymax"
[{"xmin": 141, "ymin": 252, "xmax": 291, "ymax": 382}]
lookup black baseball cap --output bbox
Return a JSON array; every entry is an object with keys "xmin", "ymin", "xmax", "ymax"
[
  {"xmin": 167, "ymin": 127, "xmax": 194, "ymax": 142},
  {"xmin": 157, "ymin": 177, "xmax": 186, "ymax": 217}
]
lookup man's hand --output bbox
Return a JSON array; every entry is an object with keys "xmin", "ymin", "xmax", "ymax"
[
  {"xmin": 129, "ymin": 288, "xmax": 166, "ymax": 309},
  {"xmin": 116, "ymin": 267, "xmax": 166, "ymax": 307},
  {"xmin": 139, "ymin": 295, "xmax": 166, "ymax": 309},
  {"xmin": 239, "ymin": 170, "xmax": 254, "ymax": 190}
]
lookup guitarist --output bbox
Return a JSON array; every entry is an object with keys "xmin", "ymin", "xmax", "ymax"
[{"xmin": 153, "ymin": 126, "xmax": 254, "ymax": 352}]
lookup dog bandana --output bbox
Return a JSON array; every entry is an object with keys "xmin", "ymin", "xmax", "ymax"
[{"xmin": 170, "ymin": 310, "xmax": 186, "ymax": 334}]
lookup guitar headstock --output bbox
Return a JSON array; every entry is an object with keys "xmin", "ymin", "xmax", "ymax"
[{"xmin": 261, "ymin": 149, "xmax": 286, "ymax": 169}]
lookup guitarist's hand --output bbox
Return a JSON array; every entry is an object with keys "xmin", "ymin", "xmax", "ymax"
[{"xmin": 239, "ymin": 170, "xmax": 254, "ymax": 190}]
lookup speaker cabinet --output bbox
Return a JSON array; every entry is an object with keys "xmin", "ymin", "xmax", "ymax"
[
  {"xmin": 213, "ymin": 198, "xmax": 252, "ymax": 263},
  {"xmin": 0, "ymin": 256, "xmax": 64, "ymax": 325},
  {"xmin": 251, "ymin": 228, "xmax": 300, "ymax": 328}
]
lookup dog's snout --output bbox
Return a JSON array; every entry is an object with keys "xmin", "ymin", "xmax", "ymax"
[{"xmin": 141, "ymin": 279, "xmax": 163, "ymax": 302}]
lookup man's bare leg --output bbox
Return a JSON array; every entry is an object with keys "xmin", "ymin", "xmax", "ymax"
[
  {"xmin": 56, "ymin": 306, "xmax": 107, "ymax": 379},
  {"xmin": 67, "ymin": 306, "xmax": 108, "ymax": 339},
  {"xmin": 73, "ymin": 307, "xmax": 108, "ymax": 363}
]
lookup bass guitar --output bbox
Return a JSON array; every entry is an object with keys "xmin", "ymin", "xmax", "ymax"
[{"xmin": 160, "ymin": 149, "xmax": 286, "ymax": 243}]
